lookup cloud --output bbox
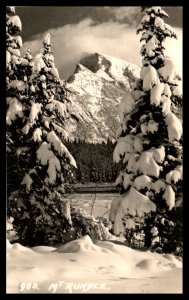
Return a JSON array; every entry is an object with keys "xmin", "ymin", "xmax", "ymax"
[
  {"xmin": 22, "ymin": 18, "xmax": 182, "ymax": 79},
  {"xmin": 102, "ymin": 6, "xmax": 141, "ymax": 25}
]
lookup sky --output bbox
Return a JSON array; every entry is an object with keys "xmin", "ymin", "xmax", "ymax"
[{"xmin": 16, "ymin": 6, "xmax": 183, "ymax": 80}]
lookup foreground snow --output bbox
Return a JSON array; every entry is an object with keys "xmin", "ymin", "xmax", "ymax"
[{"xmin": 7, "ymin": 236, "xmax": 182, "ymax": 294}]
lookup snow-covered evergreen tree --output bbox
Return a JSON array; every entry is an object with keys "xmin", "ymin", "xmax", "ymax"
[
  {"xmin": 6, "ymin": 7, "xmax": 33, "ymax": 149},
  {"xmin": 8, "ymin": 33, "xmax": 78, "ymax": 246},
  {"xmin": 110, "ymin": 6, "xmax": 182, "ymax": 254},
  {"xmin": 6, "ymin": 7, "xmax": 34, "ymax": 198}
]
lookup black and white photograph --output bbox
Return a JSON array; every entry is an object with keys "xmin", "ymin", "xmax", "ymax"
[{"xmin": 6, "ymin": 5, "xmax": 183, "ymax": 293}]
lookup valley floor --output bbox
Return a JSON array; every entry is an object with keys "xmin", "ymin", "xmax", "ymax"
[{"xmin": 7, "ymin": 235, "xmax": 182, "ymax": 294}]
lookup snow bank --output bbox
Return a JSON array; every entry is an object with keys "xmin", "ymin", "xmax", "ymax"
[{"xmin": 7, "ymin": 235, "xmax": 182, "ymax": 293}]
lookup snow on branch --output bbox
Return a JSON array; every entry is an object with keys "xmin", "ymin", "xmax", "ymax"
[
  {"xmin": 150, "ymin": 82, "xmax": 172, "ymax": 115},
  {"xmin": 147, "ymin": 120, "xmax": 159, "ymax": 133},
  {"xmin": 153, "ymin": 146, "xmax": 165, "ymax": 163},
  {"xmin": 137, "ymin": 148, "xmax": 164, "ymax": 178},
  {"xmin": 141, "ymin": 14, "xmax": 150, "ymax": 24},
  {"xmin": 111, "ymin": 187, "xmax": 156, "ymax": 234},
  {"xmin": 166, "ymin": 165, "xmax": 182, "ymax": 184},
  {"xmin": 49, "ymin": 66, "xmax": 59, "ymax": 78},
  {"xmin": 47, "ymin": 156, "xmax": 61, "ymax": 184},
  {"xmin": 172, "ymin": 82, "xmax": 182, "ymax": 98},
  {"xmin": 158, "ymin": 57, "xmax": 176, "ymax": 82},
  {"xmin": 163, "ymin": 185, "xmax": 175, "ymax": 210},
  {"xmin": 6, "ymin": 97, "xmax": 23, "ymax": 125},
  {"xmin": 164, "ymin": 24, "xmax": 177, "ymax": 38},
  {"xmin": 151, "ymin": 179, "xmax": 166, "ymax": 194},
  {"xmin": 146, "ymin": 6, "xmax": 169, "ymax": 18},
  {"xmin": 47, "ymin": 131, "xmax": 77, "ymax": 167},
  {"xmin": 133, "ymin": 135, "xmax": 143, "ymax": 153},
  {"xmin": 33, "ymin": 128, "xmax": 42, "ymax": 142},
  {"xmin": 37, "ymin": 142, "xmax": 54, "ymax": 165},
  {"xmin": 118, "ymin": 92, "xmax": 135, "ymax": 122},
  {"xmin": 6, "ymin": 50, "xmax": 11, "ymax": 65},
  {"xmin": 52, "ymin": 123, "xmax": 69, "ymax": 141},
  {"xmin": 145, "ymin": 36, "xmax": 159, "ymax": 52},
  {"xmin": 123, "ymin": 172, "xmax": 133, "ymax": 190},
  {"xmin": 150, "ymin": 83, "xmax": 164, "ymax": 106},
  {"xmin": 46, "ymin": 100, "xmax": 67, "ymax": 118},
  {"xmin": 7, "ymin": 6, "xmax": 16, "ymax": 15},
  {"xmin": 7, "ymin": 15, "xmax": 22, "ymax": 31},
  {"xmin": 165, "ymin": 111, "xmax": 182, "ymax": 141},
  {"xmin": 21, "ymin": 173, "xmax": 33, "ymax": 192},
  {"xmin": 29, "ymin": 102, "xmax": 42, "ymax": 124},
  {"xmin": 121, "ymin": 187, "xmax": 156, "ymax": 217},
  {"xmin": 141, "ymin": 65, "xmax": 160, "ymax": 91},
  {"xmin": 33, "ymin": 53, "xmax": 46, "ymax": 72},
  {"xmin": 43, "ymin": 33, "xmax": 51, "ymax": 45},
  {"xmin": 134, "ymin": 175, "xmax": 152, "ymax": 190},
  {"xmin": 154, "ymin": 17, "xmax": 165, "ymax": 30},
  {"xmin": 109, "ymin": 197, "xmax": 122, "ymax": 223},
  {"xmin": 161, "ymin": 95, "xmax": 171, "ymax": 116},
  {"xmin": 113, "ymin": 135, "xmax": 134, "ymax": 163},
  {"xmin": 14, "ymin": 36, "xmax": 23, "ymax": 48},
  {"xmin": 127, "ymin": 153, "xmax": 140, "ymax": 174},
  {"xmin": 8, "ymin": 80, "xmax": 26, "ymax": 92}
]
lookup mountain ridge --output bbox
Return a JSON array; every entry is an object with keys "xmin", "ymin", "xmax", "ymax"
[{"xmin": 65, "ymin": 52, "xmax": 140, "ymax": 143}]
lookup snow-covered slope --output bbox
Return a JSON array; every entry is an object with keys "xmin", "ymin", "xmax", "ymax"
[
  {"xmin": 65, "ymin": 52, "xmax": 140, "ymax": 143},
  {"xmin": 7, "ymin": 236, "xmax": 182, "ymax": 293}
]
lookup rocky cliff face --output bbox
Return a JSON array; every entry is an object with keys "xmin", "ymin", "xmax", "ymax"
[
  {"xmin": 64, "ymin": 52, "xmax": 182, "ymax": 143},
  {"xmin": 65, "ymin": 52, "xmax": 140, "ymax": 143}
]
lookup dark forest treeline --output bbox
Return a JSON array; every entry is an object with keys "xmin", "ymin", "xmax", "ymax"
[
  {"xmin": 7, "ymin": 139, "xmax": 119, "ymax": 196},
  {"xmin": 65, "ymin": 139, "xmax": 119, "ymax": 184}
]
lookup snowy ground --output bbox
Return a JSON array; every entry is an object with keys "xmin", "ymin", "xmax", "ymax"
[
  {"xmin": 67, "ymin": 193, "xmax": 119, "ymax": 218},
  {"xmin": 7, "ymin": 235, "xmax": 182, "ymax": 294}
]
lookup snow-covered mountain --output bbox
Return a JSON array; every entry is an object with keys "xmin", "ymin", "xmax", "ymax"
[{"xmin": 65, "ymin": 52, "xmax": 140, "ymax": 143}]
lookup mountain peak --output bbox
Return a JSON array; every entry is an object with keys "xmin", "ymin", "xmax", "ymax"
[
  {"xmin": 65, "ymin": 53, "xmax": 140, "ymax": 143},
  {"xmin": 79, "ymin": 52, "xmax": 140, "ymax": 89}
]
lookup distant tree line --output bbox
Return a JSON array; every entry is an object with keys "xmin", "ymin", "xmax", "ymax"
[
  {"xmin": 65, "ymin": 139, "xmax": 120, "ymax": 184},
  {"xmin": 7, "ymin": 139, "xmax": 119, "ymax": 196}
]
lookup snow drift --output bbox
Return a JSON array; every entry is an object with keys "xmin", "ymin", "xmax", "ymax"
[{"xmin": 7, "ymin": 235, "xmax": 182, "ymax": 294}]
